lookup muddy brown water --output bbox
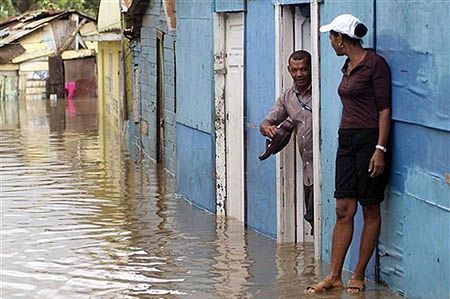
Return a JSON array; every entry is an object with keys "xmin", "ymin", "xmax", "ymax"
[{"xmin": 0, "ymin": 98, "xmax": 402, "ymax": 298}]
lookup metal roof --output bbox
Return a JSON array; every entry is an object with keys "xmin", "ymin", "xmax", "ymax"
[{"xmin": 0, "ymin": 10, "xmax": 96, "ymax": 48}]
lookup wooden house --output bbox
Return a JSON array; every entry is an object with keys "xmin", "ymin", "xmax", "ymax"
[
  {"xmin": 125, "ymin": 0, "xmax": 177, "ymax": 173},
  {"xmin": 92, "ymin": 0, "xmax": 132, "ymax": 131},
  {"xmin": 0, "ymin": 10, "xmax": 97, "ymax": 101}
]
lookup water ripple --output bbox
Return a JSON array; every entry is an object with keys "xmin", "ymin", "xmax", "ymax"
[{"xmin": 1, "ymin": 99, "xmax": 401, "ymax": 299}]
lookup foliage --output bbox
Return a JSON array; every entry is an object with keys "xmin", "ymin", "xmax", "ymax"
[
  {"xmin": 0, "ymin": 0, "xmax": 16, "ymax": 19},
  {"xmin": 38, "ymin": 0, "xmax": 100, "ymax": 17},
  {"xmin": 0, "ymin": 0, "xmax": 100, "ymax": 20}
]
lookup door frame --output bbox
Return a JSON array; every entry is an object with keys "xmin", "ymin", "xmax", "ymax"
[
  {"xmin": 213, "ymin": 12, "xmax": 245, "ymax": 221},
  {"xmin": 156, "ymin": 30, "xmax": 165, "ymax": 163},
  {"xmin": 275, "ymin": 4, "xmax": 297, "ymax": 244},
  {"xmin": 275, "ymin": 2, "xmax": 322, "ymax": 259}
]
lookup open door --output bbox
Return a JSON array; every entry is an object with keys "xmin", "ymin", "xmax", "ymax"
[
  {"xmin": 156, "ymin": 31, "xmax": 165, "ymax": 163},
  {"xmin": 276, "ymin": 4, "xmax": 314, "ymax": 243}
]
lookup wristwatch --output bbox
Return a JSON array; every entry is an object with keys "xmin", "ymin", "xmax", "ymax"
[{"xmin": 375, "ymin": 144, "xmax": 387, "ymax": 153}]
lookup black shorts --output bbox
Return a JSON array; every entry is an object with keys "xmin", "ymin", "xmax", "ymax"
[{"xmin": 334, "ymin": 128, "xmax": 391, "ymax": 206}]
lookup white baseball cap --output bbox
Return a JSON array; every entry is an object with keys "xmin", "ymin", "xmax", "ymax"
[{"xmin": 319, "ymin": 14, "xmax": 364, "ymax": 39}]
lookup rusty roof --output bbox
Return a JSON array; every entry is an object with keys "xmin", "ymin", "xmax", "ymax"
[{"xmin": 0, "ymin": 10, "xmax": 96, "ymax": 48}]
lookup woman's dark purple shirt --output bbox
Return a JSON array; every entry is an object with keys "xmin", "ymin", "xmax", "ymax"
[{"xmin": 338, "ymin": 50, "xmax": 391, "ymax": 129}]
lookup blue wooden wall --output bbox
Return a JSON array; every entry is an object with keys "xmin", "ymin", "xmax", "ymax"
[
  {"xmin": 245, "ymin": 0, "xmax": 278, "ymax": 238},
  {"xmin": 215, "ymin": 0, "xmax": 245, "ymax": 12},
  {"xmin": 375, "ymin": 2, "xmax": 449, "ymax": 298},
  {"xmin": 176, "ymin": 1, "xmax": 216, "ymax": 212},
  {"xmin": 320, "ymin": 1, "xmax": 450, "ymax": 297}
]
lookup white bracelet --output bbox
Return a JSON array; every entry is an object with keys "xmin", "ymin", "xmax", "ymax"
[{"xmin": 375, "ymin": 145, "xmax": 387, "ymax": 152}]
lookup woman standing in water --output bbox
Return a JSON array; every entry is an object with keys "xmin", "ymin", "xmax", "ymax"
[{"xmin": 306, "ymin": 14, "xmax": 392, "ymax": 294}]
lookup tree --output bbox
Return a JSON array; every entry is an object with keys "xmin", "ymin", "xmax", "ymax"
[
  {"xmin": 37, "ymin": 0, "xmax": 100, "ymax": 17},
  {"xmin": 1, "ymin": 0, "xmax": 100, "ymax": 20},
  {"xmin": 11, "ymin": 0, "xmax": 38, "ymax": 14},
  {"xmin": 0, "ymin": 0, "xmax": 15, "ymax": 20}
]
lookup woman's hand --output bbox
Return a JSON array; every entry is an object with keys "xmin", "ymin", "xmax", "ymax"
[{"xmin": 368, "ymin": 150, "xmax": 385, "ymax": 177}]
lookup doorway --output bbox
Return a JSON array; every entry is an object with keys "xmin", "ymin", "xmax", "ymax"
[
  {"xmin": 276, "ymin": 4, "xmax": 314, "ymax": 243},
  {"xmin": 214, "ymin": 12, "xmax": 245, "ymax": 222},
  {"xmin": 156, "ymin": 31, "xmax": 165, "ymax": 164}
]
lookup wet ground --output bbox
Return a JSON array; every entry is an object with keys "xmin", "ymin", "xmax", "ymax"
[{"xmin": 0, "ymin": 98, "xmax": 402, "ymax": 298}]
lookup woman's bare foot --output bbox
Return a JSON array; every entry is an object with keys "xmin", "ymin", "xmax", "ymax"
[
  {"xmin": 305, "ymin": 276, "xmax": 343, "ymax": 294},
  {"xmin": 346, "ymin": 276, "xmax": 366, "ymax": 294}
]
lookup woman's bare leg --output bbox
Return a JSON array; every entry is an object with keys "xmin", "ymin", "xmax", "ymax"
[
  {"xmin": 329, "ymin": 198, "xmax": 357, "ymax": 279},
  {"xmin": 306, "ymin": 198, "xmax": 357, "ymax": 293},
  {"xmin": 347, "ymin": 203, "xmax": 381, "ymax": 293}
]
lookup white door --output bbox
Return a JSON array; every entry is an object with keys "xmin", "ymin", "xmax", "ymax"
[{"xmin": 225, "ymin": 13, "xmax": 245, "ymax": 222}]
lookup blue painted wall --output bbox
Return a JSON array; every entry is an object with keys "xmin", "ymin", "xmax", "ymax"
[
  {"xmin": 175, "ymin": 0, "xmax": 216, "ymax": 212},
  {"xmin": 320, "ymin": 1, "xmax": 450, "ymax": 297},
  {"xmin": 245, "ymin": 0, "xmax": 278, "ymax": 238},
  {"xmin": 129, "ymin": 1, "xmax": 177, "ymax": 174},
  {"xmin": 376, "ymin": 2, "xmax": 449, "ymax": 298},
  {"xmin": 175, "ymin": 0, "xmax": 280, "ymax": 236},
  {"xmin": 215, "ymin": 0, "xmax": 245, "ymax": 12}
]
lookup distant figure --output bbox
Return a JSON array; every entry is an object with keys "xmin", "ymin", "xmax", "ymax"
[
  {"xmin": 305, "ymin": 14, "xmax": 392, "ymax": 294},
  {"xmin": 65, "ymin": 81, "xmax": 76, "ymax": 100},
  {"xmin": 259, "ymin": 50, "xmax": 314, "ymax": 234}
]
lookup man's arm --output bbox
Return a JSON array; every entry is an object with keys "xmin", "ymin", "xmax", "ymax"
[{"xmin": 260, "ymin": 96, "xmax": 288, "ymax": 138}]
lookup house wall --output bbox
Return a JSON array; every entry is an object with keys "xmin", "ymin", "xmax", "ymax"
[
  {"xmin": 16, "ymin": 29, "xmax": 53, "ymax": 56},
  {"xmin": 132, "ymin": 0, "xmax": 177, "ymax": 174},
  {"xmin": 375, "ymin": 2, "xmax": 449, "ymax": 298},
  {"xmin": 0, "ymin": 70, "xmax": 18, "ymax": 101},
  {"xmin": 320, "ymin": 1, "xmax": 449, "ymax": 297},
  {"xmin": 174, "ymin": 0, "xmax": 296, "ymax": 237},
  {"xmin": 97, "ymin": 41, "xmax": 122, "ymax": 131},
  {"xmin": 176, "ymin": 0, "xmax": 215, "ymax": 212},
  {"xmin": 245, "ymin": 0, "xmax": 277, "ymax": 238}
]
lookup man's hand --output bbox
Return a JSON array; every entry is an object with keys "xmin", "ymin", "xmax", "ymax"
[
  {"xmin": 368, "ymin": 150, "xmax": 385, "ymax": 178},
  {"xmin": 260, "ymin": 120, "xmax": 278, "ymax": 138}
]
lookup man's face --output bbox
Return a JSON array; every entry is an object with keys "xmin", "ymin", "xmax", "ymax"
[{"xmin": 288, "ymin": 58, "xmax": 311, "ymax": 91}]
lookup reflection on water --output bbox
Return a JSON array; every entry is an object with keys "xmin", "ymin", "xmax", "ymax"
[{"xmin": 0, "ymin": 98, "xmax": 401, "ymax": 298}]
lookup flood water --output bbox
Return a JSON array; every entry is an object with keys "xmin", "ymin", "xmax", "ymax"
[{"xmin": 0, "ymin": 98, "xmax": 401, "ymax": 298}]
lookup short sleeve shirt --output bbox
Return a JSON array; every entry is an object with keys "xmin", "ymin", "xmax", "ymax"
[
  {"xmin": 338, "ymin": 50, "xmax": 391, "ymax": 128},
  {"xmin": 265, "ymin": 86, "xmax": 313, "ymax": 186}
]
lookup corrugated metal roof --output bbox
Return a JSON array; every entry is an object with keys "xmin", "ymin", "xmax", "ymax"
[
  {"xmin": 0, "ymin": 13, "xmax": 66, "ymax": 47},
  {"xmin": 0, "ymin": 10, "xmax": 96, "ymax": 48}
]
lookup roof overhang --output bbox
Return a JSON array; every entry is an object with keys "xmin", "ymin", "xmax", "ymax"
[{"xmin": 83, "ymin": 32, "xmax": 122, "ymax": 42}]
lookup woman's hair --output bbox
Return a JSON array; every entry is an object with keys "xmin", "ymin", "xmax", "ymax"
[{"xmin": 331, "ymin": 23, "xmax": 368, "ymax": 45}]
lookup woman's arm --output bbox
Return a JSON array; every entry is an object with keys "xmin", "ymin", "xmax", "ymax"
[{"xmin": 369, "ymin": 108, "xmax": 390, "ymax": 177}]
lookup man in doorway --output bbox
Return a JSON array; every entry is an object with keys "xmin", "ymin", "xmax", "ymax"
[{"xmin": 259, "ymin": 50, "xmax": 314, "ymax": 234}]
